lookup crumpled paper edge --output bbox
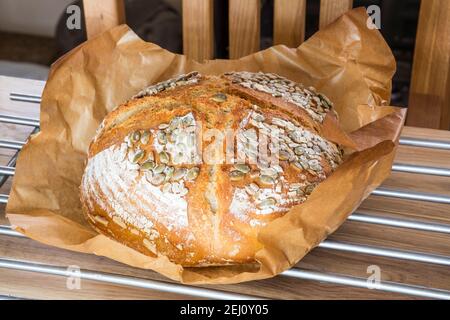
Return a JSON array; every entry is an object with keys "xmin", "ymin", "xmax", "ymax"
[{"xmin": 6, "ymin": 8, "xmax": 405, "ymax": 284}]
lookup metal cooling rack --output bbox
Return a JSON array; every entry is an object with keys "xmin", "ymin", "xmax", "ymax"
[{"xmin": 1, "ymin": 92, "xmax": 450, "ymax": 299}]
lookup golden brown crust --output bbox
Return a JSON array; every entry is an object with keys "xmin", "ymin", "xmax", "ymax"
[{"xmin": 80, "ymin": 72, "xmax": 343, "ymax": 266}]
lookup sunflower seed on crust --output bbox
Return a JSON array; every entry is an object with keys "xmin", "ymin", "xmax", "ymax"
[{"xmin": 229, "ymin": 170, "xmax": 245, "ymax": 181}]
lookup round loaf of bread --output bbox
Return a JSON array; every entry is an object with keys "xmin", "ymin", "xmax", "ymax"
[{"xmin": 80, "ymin": 71, "xmax": 343, "ymax": 266}]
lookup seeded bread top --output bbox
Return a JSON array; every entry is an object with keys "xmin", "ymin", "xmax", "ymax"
[{"xmin": 80, "ymin": 72, "xmax": 343, "ymax": 266}]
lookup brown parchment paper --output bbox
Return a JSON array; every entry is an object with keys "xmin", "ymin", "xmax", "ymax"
[{"xmin": 6, "ymin": 8, "xmax": 407, "ymax": 284}]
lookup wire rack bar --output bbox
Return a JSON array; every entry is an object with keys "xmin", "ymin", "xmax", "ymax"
[
  {"xmin": 318, "ymin": 241, "xmax": 450, "ymax": 266},
  {"xmin": 392, "ymin": 163, "xmax": 450, "ymax": 177},
  {"xmin": 0, "ymin": 258, "xmax": 262, "ymax": 300},
  {"xmin": 0, "ymin": 160, "xmax": 16, "ymax": 190},
  {"xmin": 282, "ymin": 269, "xmax": 450, "ymax": 300},
  {"xmin": 399, "ymin": 137, "xmax": 450, "ymax": 150},
  {"xmin": 372, "ymin": 188, "xmax": 450, "ymax": 204},
  {"xmin": 0, "ymin": 140, "xmax": 24, "ymax": 150},
  {"xmin": 0, "ymin": 166, "xmax": 15, "ymax": 176},
  {"xmin": 0, "ymin": 195, "xmax": 8, "ymax": 204},
  {"xmin": 9, "ymin": 93, "xmax": 41, "ymax": 104},
  {"xmin": 349, "ymin": 212, "xmax": 450, "ymax": 234},
  {"xmin": 0, "ymin": 226, "xmax": 21, "ymax": 237},
  {"xmin": 0, "ymin": 114, "xmax": 39, "ymax": 127}
]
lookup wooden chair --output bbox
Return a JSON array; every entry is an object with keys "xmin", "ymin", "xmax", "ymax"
[{"xmin": 82, "ymin": 0, "xmax": 450, "ymax": 130}]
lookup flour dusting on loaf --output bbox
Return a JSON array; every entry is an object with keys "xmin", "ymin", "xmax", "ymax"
[{"xmin": 80, "ymin": 71, "xmax": 343, "ymax": 266}]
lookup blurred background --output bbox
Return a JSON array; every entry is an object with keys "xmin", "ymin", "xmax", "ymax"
[{"xmin": 0, "ymin": 0, "xmax": 420, "ymax": 107}]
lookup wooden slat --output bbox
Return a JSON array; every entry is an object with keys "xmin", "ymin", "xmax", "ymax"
[
  {"xmin": 401, "ymin": 126, "xmax": 450, "ymax": 142},
  {"xmin": 229, "ymin": 0, "xmax": 260, "ymax": 59},
  {"xmin": 319, "ymin": 0, "xmax": 353, "ymax": 29},
  {"xmin": 406, "ymin": 0, "xmax": 450, "ymax": 130},
  {"xmin": 273, "ymin": 0, "xmax": 306, "ymax": 47},
  {"xmin": 83, "ymin": 0, "xmax": 126, "ymax": 39},
  {"xmin": 182, "ymin": 0, "xmax": 214, "ymax": 61}
]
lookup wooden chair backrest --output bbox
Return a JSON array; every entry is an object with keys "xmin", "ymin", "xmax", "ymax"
[{"xmin": 82, "ymin": 0, "xmax": 450, "ymax": 130}]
